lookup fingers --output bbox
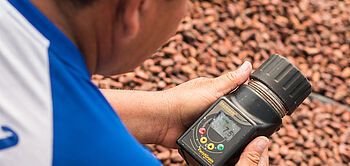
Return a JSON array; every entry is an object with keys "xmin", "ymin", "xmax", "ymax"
[
  {"xmin": 213, "ymin": 61, "xmax": 252, "ymax": 96},
  {"xmin": 235, "ymin": 136, "xmax": 270, "ymax": 166},
  {"xmin": 258, "ymin": 147, "xmax": 269, "ymax": 166}
]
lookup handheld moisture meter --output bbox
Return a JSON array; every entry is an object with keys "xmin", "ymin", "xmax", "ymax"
[{"xmin": 176, "ymin": 54, "xmax": 312, "ymax": 166}]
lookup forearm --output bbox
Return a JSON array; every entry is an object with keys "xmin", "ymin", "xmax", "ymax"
[{"xmin": 100, "ymin": 89, "xmax": 174, "ymax": 144}]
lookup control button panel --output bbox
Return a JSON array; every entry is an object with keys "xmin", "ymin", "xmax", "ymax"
[{"xmin": 177, "ymin": 100, "xmax": 255, "ymax": 166}]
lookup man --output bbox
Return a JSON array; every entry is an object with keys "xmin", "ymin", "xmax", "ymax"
[{"xmin": 0, "ymin": 0, "xmax": 269, "ymax": 165}]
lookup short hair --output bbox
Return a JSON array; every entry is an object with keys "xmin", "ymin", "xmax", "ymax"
[{"xmin": 70, "ymin": 0, "xmax": 96, "ymax": 7}]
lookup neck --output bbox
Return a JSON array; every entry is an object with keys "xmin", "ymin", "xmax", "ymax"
[{"xmin": 30, "ymin": 0, "xmax": 98, "ymax": 74}]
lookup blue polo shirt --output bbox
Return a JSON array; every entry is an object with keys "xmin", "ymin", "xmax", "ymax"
[{"xmin": 0, "ymin": 0, "xmax": 161, "ymax": 165}]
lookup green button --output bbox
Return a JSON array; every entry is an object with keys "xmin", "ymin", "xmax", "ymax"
[{"xmin": 217, "ymin": 144, "xmax": 224, "ymax": 151}]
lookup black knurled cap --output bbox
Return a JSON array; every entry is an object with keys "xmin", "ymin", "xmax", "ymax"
[{"xmin": 250, "ymin": 54, "xmax": 312, "ymax": 115}]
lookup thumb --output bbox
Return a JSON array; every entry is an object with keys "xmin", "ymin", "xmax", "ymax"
[
  {"xmin": 213, "ymin": 61, "xmax": 252, "ymax": 95},
  {"xmin": 235, "ymin": 136, "xmax": 270, "ymax": 166}
]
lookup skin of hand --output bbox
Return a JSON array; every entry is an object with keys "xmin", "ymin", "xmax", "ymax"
[
  {"xmin": 235, "ymin": 136, "xmax": 270, "ymax": 166},
  {"xmin": 158, "ymin": 61, "xmax": 252, "ymax": 147}
]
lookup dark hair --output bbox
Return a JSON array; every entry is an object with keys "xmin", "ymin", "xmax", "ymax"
[{"xmin": 70, "ymin": 0, "xmax": 96, "ymax": 7}]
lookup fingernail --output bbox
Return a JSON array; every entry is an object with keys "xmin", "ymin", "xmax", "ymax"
[
  {"xmin": 256, "ymin": 138, "xmax": 268, "ymax": 152},
  {"xmin": 238, "ymin": 61, "xmax": 251, "ymax": 72}
]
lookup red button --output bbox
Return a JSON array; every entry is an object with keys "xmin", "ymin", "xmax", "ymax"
[{"xmin": 199, "ymin": 128, "xmax": 206, "ymax": 135}]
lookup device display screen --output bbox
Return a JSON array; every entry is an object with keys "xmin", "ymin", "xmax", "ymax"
[{"xmin": 210, "ymin": 111, "xmax": 241, "ymax": 141}]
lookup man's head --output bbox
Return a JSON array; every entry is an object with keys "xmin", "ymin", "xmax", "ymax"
[{"xmin": 32, "ymin": 0, "xmax": 188, "ymax": 75}]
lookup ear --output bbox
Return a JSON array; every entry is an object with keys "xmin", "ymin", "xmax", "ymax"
[{"xmin": 122, "ymin": 0, "xmax": 145, "ymax": 38}]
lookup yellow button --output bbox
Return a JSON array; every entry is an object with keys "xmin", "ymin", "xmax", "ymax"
[
  {"xmin": 200, "ymin": 137, "xmax": 207, "ymax": 144},
  {"xmin": 207, "ymin": 143, "xmax": 215, "ymax": 150}
]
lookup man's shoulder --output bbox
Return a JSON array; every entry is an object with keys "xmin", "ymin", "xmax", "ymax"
[{"xmin": 0, "ymin": 2, "xmax": 53, "ymax": 166}]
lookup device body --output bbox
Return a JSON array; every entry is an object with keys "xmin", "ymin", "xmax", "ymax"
[
  {"xmin": 177, "ymin": 54, "xmax": 311, "ymax": 166},
  {"xmin": 176, "ymin": 84, "xmax": 282, "ymax": 166}
]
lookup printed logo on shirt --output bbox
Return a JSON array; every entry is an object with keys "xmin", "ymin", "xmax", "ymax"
[{"xmin": 0, "ymin": 126, "xmax": 19, "ymax": 150}]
